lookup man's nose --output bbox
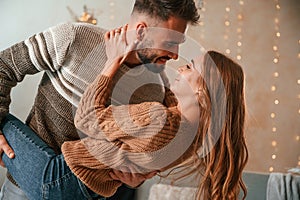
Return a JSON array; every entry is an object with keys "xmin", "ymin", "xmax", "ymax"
[
  {"xmin": 169, "ymin": 52, "xmax": 178, "ymax": 60},
  {"xmin": 168, "ymin": 46, "xmax": 179, "ymax": 60}
]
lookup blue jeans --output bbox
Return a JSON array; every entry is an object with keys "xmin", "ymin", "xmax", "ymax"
[{"xmin": 0, "ymin": 114, "xmax": 105, "ymax": 200}]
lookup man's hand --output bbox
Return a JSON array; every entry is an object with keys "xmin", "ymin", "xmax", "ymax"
[
  {"xmin": 0, "ymin": 131, "xmax": 15, "ymax": 167},
  {"xmin": 109, "ymin": 167, "xmax": 158, "ymax": 188}
]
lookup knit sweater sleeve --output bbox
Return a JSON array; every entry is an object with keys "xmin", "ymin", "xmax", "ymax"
[
  {"xmin": 61, "ymin": 74, "xmax": 187, "ymax": 196},
  {"xmin": 0, "ymin": 42, "xmax": 38, "ymax": 122},
  {"xmin": 73, "ymin": 74, "xmax": 180, "ymax": 151},
  {"xmin": 0, "ymin": 23, "xmax": 75, "ymax": 122}
]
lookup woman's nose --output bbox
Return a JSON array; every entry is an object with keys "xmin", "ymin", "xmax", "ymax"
[
  {"xmin": 177, "ymin": 67, "xmax": 184, "ymax": 73},
  {"xmin": 177, "ymin": 65, "xmax": 187, "ymax": 73}
]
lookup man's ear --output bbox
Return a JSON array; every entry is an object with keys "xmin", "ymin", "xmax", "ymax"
[{"xmin": 136, "ymin": 22, "xmax": 147, "ymax": 41}]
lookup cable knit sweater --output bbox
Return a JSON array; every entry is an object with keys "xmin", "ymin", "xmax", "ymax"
[
  {"xmin": 0, "ymin": 22, "xmax": 166, "ymax": 186},
  {"xmin": 61, "ymin": 75, "xmax": 195, "ymax": 197}
]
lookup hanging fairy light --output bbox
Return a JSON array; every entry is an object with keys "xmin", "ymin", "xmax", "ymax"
[
  {"xmin": 269, "ymin": 0, "xmax": 281, "ymax": 173},
  {"xmin": 223, "ymin": 0, "xmax": 232, "ymax": 55},
  {"xmin": 297, "ymin": 39, "xmax": 300, "ymax": 167},
  {"xmin": 236, "ymin": 0, "xmax": 244, "ymax": 60}
]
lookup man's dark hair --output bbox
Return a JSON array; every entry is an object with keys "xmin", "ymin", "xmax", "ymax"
[{"xmin": 132, "ymin": 0, "xmax": 200, "ymax": 25}]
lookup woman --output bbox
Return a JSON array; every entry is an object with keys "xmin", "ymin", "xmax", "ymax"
[{"xmin": 1, "ymin": 25, "xmax": 248, "ymax": 200}]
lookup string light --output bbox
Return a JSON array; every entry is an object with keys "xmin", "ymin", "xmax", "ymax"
[
  {"xmin": 270, "ymin": 113, "xmax": 276, "ymax": 119},
  {"xmin": 223, "ymin": 0, "xmax": 232, "ymax": 55},
  {"xmin": 297, "ymin": 38, "xmax": 300, "ymax": 167},
  {"xmin": 269, "ymin": 0, "xmax": 281, "ymax": 173},
  {"xmin": 222, "ymin": 0, "xmax": 244, "ymax": 60},
  {"xmin": 236, "ymin": 0, "xmax": 244, "ymax": 60}
]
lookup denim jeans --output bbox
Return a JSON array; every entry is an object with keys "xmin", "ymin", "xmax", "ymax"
[{"xmin": 0, "ymin": 114, "xmax": 105, "ymax": 200}]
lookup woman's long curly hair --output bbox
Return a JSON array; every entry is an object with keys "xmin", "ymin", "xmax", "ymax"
[{"xmin": 170, "ymin": 50, "xmax": 248, "ymax": 200}]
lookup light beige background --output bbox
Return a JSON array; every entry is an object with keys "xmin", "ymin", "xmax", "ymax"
[{"xmin": 0, "ymin": 0, "xmax": 299, "ymax": 186}]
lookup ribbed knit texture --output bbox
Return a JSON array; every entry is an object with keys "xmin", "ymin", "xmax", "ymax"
[
  {"xmin": 61, "ymin": 75, "xmax": 192, "ymax": 197},
  {"xmin": 0, "ymin": 22, "xmax": 169, "ymax": 191}
]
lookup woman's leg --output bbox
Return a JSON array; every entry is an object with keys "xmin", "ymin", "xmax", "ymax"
[{"xmin": 0, "ymin": 114, "xmax": 102, "ymax": 200}]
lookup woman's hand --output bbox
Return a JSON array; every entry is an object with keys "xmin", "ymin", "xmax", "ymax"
[{"xmin": 102, "ymin": 24, "xmax": 138, "ymax": 77}]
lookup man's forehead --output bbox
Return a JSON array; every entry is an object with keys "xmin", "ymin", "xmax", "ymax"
[
  {"xmin": 165, "ymin": 35, "xmax": 186, "ymax": 45},
  {"xmin": 150, "ymin": 27, "xmax": 186, "ymax": 42}
]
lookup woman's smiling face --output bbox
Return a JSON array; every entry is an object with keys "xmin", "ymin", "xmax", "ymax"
[{"xmin": 171, "ymin": 56, "xmax": 203, "ymax": 99}]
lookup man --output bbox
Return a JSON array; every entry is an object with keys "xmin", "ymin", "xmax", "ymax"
[{"xmin": 0, "ymin": 0, "xmax": 200, "ymax": 199}]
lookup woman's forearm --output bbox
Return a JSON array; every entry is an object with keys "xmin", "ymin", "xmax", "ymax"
[{"xmin": 101, "ymin": 60, "xmax": 122, "ymax": 78}]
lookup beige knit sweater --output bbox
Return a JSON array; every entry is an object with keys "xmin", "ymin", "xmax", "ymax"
[{"xmin": 61, "ymin": 75, "xmax": 195, "ymax": 197}]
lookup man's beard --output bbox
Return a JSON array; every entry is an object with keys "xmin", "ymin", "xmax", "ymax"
[
  {"xmin": 144, "ymin": 63, "xmax": 165, "ymax": 73},
  {"xmin": 137, "ymin": 50, "xmax": 166, "ymax": 73}
]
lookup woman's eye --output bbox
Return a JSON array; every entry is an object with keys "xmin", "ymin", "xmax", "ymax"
[{"xmin": 186, "ymin": 65, "xmax": 191, "ymax": 69}]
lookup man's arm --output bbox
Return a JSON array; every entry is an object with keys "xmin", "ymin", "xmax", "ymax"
[
  {"xmin": 0, "ymin": 23, "xmax": 75, "ymax": 166},
  {"xmin": 0, "ymin": 42, "xmax": 41, "ymax": 165}
]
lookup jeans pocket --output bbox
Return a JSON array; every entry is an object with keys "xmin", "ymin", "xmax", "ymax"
[{"xmin": 42, "ymin": 172, "xmax": 91, "ymax": 200}]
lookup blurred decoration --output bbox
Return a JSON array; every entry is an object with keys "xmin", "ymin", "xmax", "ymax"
[
  {"xmin": 223, "ymin": 0, "xmax": 232, "ymax": 55},
  {"xmin": 222, "ymin": 0, "xmax": 244, "ymax": 60},
  {"xmin": 297, "ymin": 39, "xmax": 300, "ymax": 168},
  {"xmin": 235, "ymin": 0, "xmax": 244, "ymax": 61},
  {"xmin": 67, "ymin": 5, "xmax": 97, "ymax": 25},
  {"xmin": 269, "ymin": 0, "xmax": 281, "ymax": 173}
]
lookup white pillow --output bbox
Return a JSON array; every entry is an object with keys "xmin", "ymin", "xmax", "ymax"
[{"xmin": 148, "ymin": 183, "xmax": 197, "ymax": 200}]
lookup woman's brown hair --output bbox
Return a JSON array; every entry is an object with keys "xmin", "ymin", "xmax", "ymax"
[{"xmin": 167, "ymin": 50, "xmax": 248, "ymax": 200}]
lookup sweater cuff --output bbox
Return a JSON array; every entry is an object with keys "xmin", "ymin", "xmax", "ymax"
[{"xmin": 62, "ymin": 139, "xmax": 122, "ymax": 197}]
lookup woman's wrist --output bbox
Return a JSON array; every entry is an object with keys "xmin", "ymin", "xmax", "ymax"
[{"xmin": 101, "ymin": 59, "xmax": 121, "ymax": 77}]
